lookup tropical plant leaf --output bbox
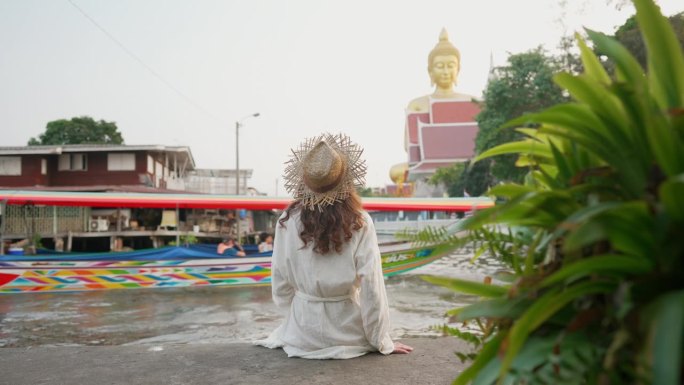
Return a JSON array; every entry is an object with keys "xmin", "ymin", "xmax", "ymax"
[
  {"xmin": 435, "ymin": 324, "xmax": 483, "ymax": 345},
  {"xmin": 659, "ymin": 174, "xmax": 684, "ymax": 221},
  {"xmin": 453, "ymin": 333, "xmax": 505, "ymax": 385},
  {"xmin": 646, "ymin": 290, "xmax": 684, "ymax": 385},
  {"xmin": 640, "ymin": 98, "xmax": 684, "ymax": 176},
  {"xmin": 560, "ymin": 201, "xmax": 655, "ymax": 256},
  {"xmin": 449, "ymin": 297, "xmax": 531, "ymax": 321},
  {"xmin": 554, "ymin": 73, "xmax": 631, "ymax": 141},
  {"xmin": 473, "ymin": 139, "xmax": 552, "ymax": 164},
  {"xmin": 541, "ymin": 255, "xmax": 653, "ymax": 287},
  {"xmin": 548, "ymin": 141, "xmax": 572, "ymax": 185},
  {"xmin": 576, "ymin": 33, "xmax": 611, "ymax": 84},
  {"xmin": 633, "ymin": 0, "xmax": 684, "ymax": 109},
  {"xmin": 500, "ymin": 281, "xmax": 616, "ymax": 377},
  {"xmin": 486, "ymin": 184, "xmax": 536, "ymax": 199},
  {"xmin": 605, "ymin": 82, "xmax": 652, "ymax": 166},
  {"xmin": 531, "ymin": 106, "xmax": 625, "ymax": 170},
  {"xmin": 422, "ymin": 275, "xmax": 507, "ymax": 298},
  {"xmin": 586, "ymin": 28, "xmax": 645, "ymax": 87},
  {"xmin": 470, "ymin": 332, "xmax": 604, "ymax": 385}
]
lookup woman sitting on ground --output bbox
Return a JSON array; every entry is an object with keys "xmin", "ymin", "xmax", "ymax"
[{"xmin": 255, "ymin": 133, "xmax": 412, "ymax": 359}]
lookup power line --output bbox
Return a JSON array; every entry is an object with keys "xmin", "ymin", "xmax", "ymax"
[{"xmin": 66, "ymin": 0, "xmax": 227, "ymax": 126}]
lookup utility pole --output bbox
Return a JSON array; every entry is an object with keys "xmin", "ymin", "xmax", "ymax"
[{"xmin": 235, "ymin": 112, "xmax": 260, "ymax": 244}]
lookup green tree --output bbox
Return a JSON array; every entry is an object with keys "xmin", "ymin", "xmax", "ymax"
[
  {"xmin": 455, "ymin": 160, "xmax": 492, "ymax": 197},
  {"xmin": 28, "ymin": 116, "xmax": 124, "ymax": 145},
  {"xmin": 556, "ymin": 35, "xmax": 584, "ymax": 74},
  {"xmin": 428, "ymin": 162, "xmax": 465, "ymax": 193},
  {"xmin": 356, "ymin": 187, "xmax": 374, "ymax": 197},
  {"xmin": 429, "ymin": 160, "xmax": 491, "ymax": 197},
  {"xmin": 454, "ymin": 49, "xmax": 566, "ymax": 196}
]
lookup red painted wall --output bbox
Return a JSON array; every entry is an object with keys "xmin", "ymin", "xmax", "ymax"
[
  {"xmin": 0, "ymin": 152, "xmax": 160, "ymax": 188},
  {"xmin": 0, "ymin": 155, "xmax": 49, "ymax": 187},
  {"xmin": 49, "ymin": 152, "xmax": 145, "ymax": 186}
]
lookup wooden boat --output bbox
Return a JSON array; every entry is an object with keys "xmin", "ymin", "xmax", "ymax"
[
  {"xmin": 0, "ymin": 190, "xmax": 493, "ymax": 293},
  {"xmin": 0, "ymin": 242, "xmax": 453, "ymax": 293}
]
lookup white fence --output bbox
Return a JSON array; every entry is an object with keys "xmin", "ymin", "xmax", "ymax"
[{"xmin": 373, "ymin": 219, "xmax": 459, "ymax": 235}]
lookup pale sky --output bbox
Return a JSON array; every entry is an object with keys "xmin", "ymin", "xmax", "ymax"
[{"xmin": 1, "ymin": 0, "xmax": 681, "ymax": 195}]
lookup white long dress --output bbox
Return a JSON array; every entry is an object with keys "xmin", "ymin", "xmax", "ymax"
[{"xmin": 254, "ymin": 210, "xmax": 394, "ymax": 359}]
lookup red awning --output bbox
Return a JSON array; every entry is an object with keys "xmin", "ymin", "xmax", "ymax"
[{"xmin": 0, "ymin": 190, "xmax": 494, "ymax": 212}]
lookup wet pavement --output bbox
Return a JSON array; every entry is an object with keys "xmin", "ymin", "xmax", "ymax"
[
  {"xmin": 0, "ymin": 337, "xmax": 472, "ymax": 385},
  {"xmin": 0, "ymin": 248, "xmax": 505, "ymax": 348}
]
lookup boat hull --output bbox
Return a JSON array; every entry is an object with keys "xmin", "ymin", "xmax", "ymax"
[{"xmin": 0, "ymin": 243, "xmax": 446, "ymax": 293}]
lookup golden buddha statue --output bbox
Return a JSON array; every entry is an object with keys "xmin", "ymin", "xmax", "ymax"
[
  {"xmin": 407, "ymin": 28, "xmax": 472, "ymax": 113},
  {"xmin": 389, "ymin": 162, "xmax": 409, "ymax": 196},
  {"xmin": 397, "ymin": 28, "xmax": 481, "ymax": 195}
]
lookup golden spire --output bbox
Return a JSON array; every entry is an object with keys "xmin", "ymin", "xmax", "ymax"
[{"xmin": 439, "ymin": 27, "xmax": 449, "ymax": 42}]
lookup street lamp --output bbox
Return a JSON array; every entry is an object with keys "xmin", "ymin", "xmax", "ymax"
[{"xmin": 235, "ymin": 112, "xmax": 260, "ymax": 243}]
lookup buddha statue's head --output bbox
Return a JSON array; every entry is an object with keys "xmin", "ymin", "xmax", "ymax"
[{"xmin": 427, "ymin": 28, "xmax": 461, "ymax": 90}]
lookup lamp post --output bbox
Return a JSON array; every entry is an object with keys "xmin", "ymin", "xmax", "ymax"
[{"xmin": 235, "ymin": 112, "xmax": 260, "ymax": 243}]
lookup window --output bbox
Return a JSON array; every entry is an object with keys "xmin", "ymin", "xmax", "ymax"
[
  {"xmin": 41, "ymin": 158, "xmax": 47, "ymax": 175},
  {"xmin": 58, "ymin": 154, "xmax": 87, "ymax": 171},
  {"xmin": 147, "ymin": 155, "xmax": 154, "ymax": 174},
  {"xmin": 107, "ymin": 153, "xmax": 135, "ymax": 171},
  {"xmin": 155, "ymin": 161, "xmax": 163, "ymax": 187},
  {"xmin": 58, "ymin": 154, "xmax": 70, "ymax": 170},
  {"xmin": 0, "ymin": 157, "xmax": 21, "ymax": 175}
]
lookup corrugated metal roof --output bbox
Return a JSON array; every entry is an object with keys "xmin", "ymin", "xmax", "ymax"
[
  {"xmin": 0, "ymin": 144, "xmax": 196, "ymax": 168},
  {"xmin": 0, "ymin": 185, "xmax": 194, "ymax": 194}
]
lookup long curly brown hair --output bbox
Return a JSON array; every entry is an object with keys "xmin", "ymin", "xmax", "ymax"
[{"xmin": 279, "ymin": 191, "xmax": 365, "ymax": 254}]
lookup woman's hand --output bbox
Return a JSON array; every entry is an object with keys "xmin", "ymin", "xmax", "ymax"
[{"xmin": 392, "ymin": 341, "xmax": 414, "ymax": 354}]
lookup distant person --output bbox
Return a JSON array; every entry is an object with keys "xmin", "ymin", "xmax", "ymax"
[
  {"xmin": 217, "ymin": 237, "xmax": 246, "ymax": 257},
  {"xmin": 225, "ymin": 211, "xmax": 237, "ymax": 232},
  {"xmin": 258, "ymin": 233, "xmax": 273, "ymax": 253},
  {"xmin": 255, "ymin": 133, "xmax": 413, "ymax": 359}
]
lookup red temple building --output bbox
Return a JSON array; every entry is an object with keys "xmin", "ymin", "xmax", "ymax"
[{"xmin": 405, "ymin": 98, "xmax": 481, "ymax": 184}]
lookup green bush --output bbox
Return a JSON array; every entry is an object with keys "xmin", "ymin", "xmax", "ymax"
[
  {"xmin": 169, "ymin": 234, "xmax": 198, "ymax": 247},
  {"xmin": 422, "ymin": 0, "xmax": 684, "ymax": 383}
]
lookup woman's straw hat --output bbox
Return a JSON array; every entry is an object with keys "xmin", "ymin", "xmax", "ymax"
[{"xmin": 284, "ymin": 133, "xmax": 366, "ymax": 210}]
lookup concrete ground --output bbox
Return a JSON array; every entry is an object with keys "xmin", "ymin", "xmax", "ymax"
[{"xmin": 0, "ymin": 337, "xmax": 470, "ymax": 385}]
